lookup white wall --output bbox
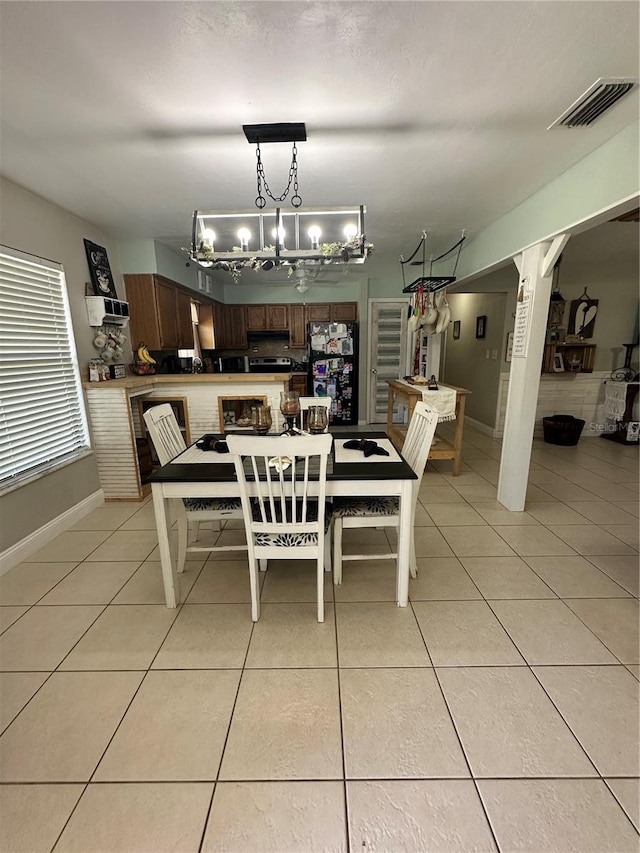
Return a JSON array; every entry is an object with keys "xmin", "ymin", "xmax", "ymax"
[{"xmin": 0, "ymin": 177, "xmax": 109, "ymax": 552}]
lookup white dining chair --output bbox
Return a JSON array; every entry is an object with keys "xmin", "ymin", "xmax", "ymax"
[
  {"xmin": 226, "ymin": 433, "xmax": 333, "ymax": 622},
  {"xmin": 299, "ymin": 396, "xmax": 332, "ymax": 432},
  {"xmin": 143, "ymin": 403, "xmax": 245, "ymax": 573},
  {"xmin": 332, "ymin": 401, "xmax": 439, "ymax": 584}
]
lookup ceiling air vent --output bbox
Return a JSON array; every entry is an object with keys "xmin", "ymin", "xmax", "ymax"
[{"xmin": 548, "ymin": 78, "xmax": 637, "ymax": 129}]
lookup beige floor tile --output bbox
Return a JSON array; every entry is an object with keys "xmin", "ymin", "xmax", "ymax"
[
  {"xmin": 523, "ymin": 484, "xmax": 561, "ymax": 503},
  {"xmin": 0, "ymin": 672, "xmax": 49, "ymax": 733},
  {"xmin": 38, "ymin": 561, "xmax": 140, "ymax": 604},
  {"xmin": 186, "ymin": 559, "xmax": 255, "ymax": 603},
  {"xmin": 152, "ymin": 604, "xmax": 253, "ymax": 669},
  {"xmin": 219, "ymin": 669, "xmax": 342, "ymax": 780},
  {"xmin": 419, "ymin": 486, "xmax": 466, "ymax": 504},
  {"xmin": 442, "ymin": 470, "xmax": 491, "ymax": 486},
  {"xmin": 0, "ymin": 605, "xmax": 29, "ymax": 633},
  {"xmin": 0, "ymin": 562, "xmax": 78, "ymax": 605},
  {"xmin": 424, "ymin": 503, "xmax": 487, "ymax": 526},
  {"xmin": 85, "ymin": 530, "xmax": 159, "ymax": 562},
  {"xmin": 55, "ymin": 782, "xmax": 213, "ymax": 853},
  {"xmin": 565, "ymin": 598, "xmax": 639, "ymax": 663},
  {"xmin": 489, "ymin": 599, "xmax": 617, "ymax": 664},
  {"xmin": 471, "ymin": 503, "xmax": 540, "ymax": 526},
  {"xmin": 411, "ymin": 526, "xmax": 456, "ymax": 558},
  {"xmin": 27, "ymin": 531, "xmax": 112, "ymax": 562},
  {"xmin": 246, "ymin": 603, "xmax": 336, "ymax": 667},
  {"xmin": 95, "ymin": 670, "xmax": 240, "ymax": 781},
  {"xmin": 59, "ymin": 604, "xmax": 178, "ymax": 670},
  {"xmin": 410, "ymin": 557, "xmax": 482, "ymax": 600},
  {"xmin": 336, "ymin": 603, "xmax": 430, "ymax": 667},
  {"xmin": 567, "ymin": 501, "xmax": 638, "ymax": 525},
  {"xmin": 585, "ymin": 555, "xmax": 639, "ymax": 595},
  {"xmin": 438, "ymin": 667, "xmax": 595, "ymax": 777},
  {"xmin": 260, "ymin": 559, "xmax": 334, "ymax": 603},
  {"xmin": 526, "ymin": 502, "xmax": 592, "ymax": 525},
  {"xmin": 347, "ymin": 780, "xmax": 497, "ymax": 852},
  {"xmin": 438, "ymin": 526, "xmax": 516, "ymax": 558},
  {"xmin": 492, "ymin": 525, "xmax": 576, "ymax": 556},
  {"xmin": 533, "ymin": 665, "xmax": 639, "ymax": 776},
  {"xmin": 112, "ymin": 559, "xmax": 202, "ymax": 604},
  {"xmin": 461, "ymin": 556, "xmax": 556, "ymax": 599},
  {"xmin": 413, "ymin": 600, "xmax": 524, "ymax": 666},
  {"xmin": 118, "ymin": 503, "xmax": 159, "ymax": 530},
  {"xmin": 0, "ymin": 671, "xmax": 143, "ymax": 781},
  {"xmin": 451, "ymin": 483, "xmax": 498, "ymax": 501},
  {"xmin": 609, "ymin": 524, "xmax": 640, "ymax": 549},
  {"xmin": 0, "ymin": 784, "xmax": 83, "ymax": 853},
  {"xmin": 413, "ymin": 503, "xmax": 434, "ymax": 526},
  {"xmin": 614, "ymin": 501, "xmax": 639, "ymax": 518},
  {"xmin": 606, "ymin": 778, "xmax": 640, "ymax": 832},
  {"xmin": 70, "ymin": 503, "xmax": 141, "ymax": 531},
  {"xmin": 0, "ymin": 605, "xmax": 103, "ymax": 671},
  {"xmin": 196, "ymin": 528, "xmax": 248, "ymax": 560},
  {"xmin": 341, "ymin": 668, "xmax": 468, "ymax": 778},
  {"xmin": 547, "ymin": 525, "xmax": 636, "ymax": 555},
  {"xmin": 342, "ymin": 528, "xmax": 390, "ymax": 548},
  {"xmin": 202, "ymin": 781, "xmax": 347, "ymax": 853},
  {"xmin": 626, "ymin": 663, "xmax": 639, "ymax": 680},
  {"xmin": 524, "ymin": 555, "xmax": 631, "ymax": 597},
  {"xmin": 478, "ymin": 779, "xmax": 639, "ymax": 852},
  {"xmin": 538, "ymin": 482, "xmax": 604, "ymax": 502},
  {"xmin": 334, "ymin": 559, "xmax": 397, "ymax": 602}
]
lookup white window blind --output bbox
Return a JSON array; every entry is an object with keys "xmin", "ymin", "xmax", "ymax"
[{"xmin": 0, "ymin": 245, "xmax": 90, "ymax": 490}]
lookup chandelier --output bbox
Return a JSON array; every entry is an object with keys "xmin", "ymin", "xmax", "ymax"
[{"xmin": 189, "ymin": 123, "xmax": 372, "ymax": 278}]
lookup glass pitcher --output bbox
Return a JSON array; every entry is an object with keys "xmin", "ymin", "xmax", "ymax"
[{"xmin": 307, "ymin": 405, "xmax": 328, "ymax": 434}]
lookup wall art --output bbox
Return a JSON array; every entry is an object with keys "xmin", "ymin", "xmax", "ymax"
[{"xmin": 84, "ymin": 239, "xmax": 118, "ymax": 299}]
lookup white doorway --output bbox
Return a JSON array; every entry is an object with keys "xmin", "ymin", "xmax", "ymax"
[{"xmin": 367, "ymin": 300, "xmax": 409, "ymax": 423}]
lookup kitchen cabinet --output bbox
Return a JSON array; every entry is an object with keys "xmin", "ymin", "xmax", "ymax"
[
  {"xmin": 246, "ymin": 303, "xmax": 289, "ymax": 331},
  {"xmin": 216, "ymin": 303, "xmax": 247, "ymax": 349},
  {"xmin": 306, "ymin": 302, "xmax": 358, "ymax": 323},
  {"xmin": 124, "ymin": 274, "xmax": 194, "ymax": 351},
  {"xmin": 197, "ymin": 301, "xmax": 217, "ymax": 350},
  {"xmin": 289, "ymin": 374, "xmax": 307, "ymax": 396},
  {"xmin": 289, "ymin": 304, "xmax": 306, "ymax": 348},
  {"xmin": 306, "ymin": 303, "xmax": 332, "ymax": 322}
]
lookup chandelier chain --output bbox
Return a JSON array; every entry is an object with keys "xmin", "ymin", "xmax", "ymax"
[{"xmin": 255, "ymin": 142, "xmax": 302, "ymax": 209}]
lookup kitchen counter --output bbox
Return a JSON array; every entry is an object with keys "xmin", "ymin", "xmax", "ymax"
[{"xmin": 83, "ymin": 373, "xmax": 293, "ymax": 390}]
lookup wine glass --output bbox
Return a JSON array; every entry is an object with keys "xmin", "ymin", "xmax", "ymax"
[
  {"xmin": 251, "ymin": 405, "xmax": 272, "ymax": 435},
  {"xmin": 307, "ymin": 405, "xmax": 328, "ymax": 434},
  {"xmin": 280, "ymin": 390, "xmax": 300, "ymax": 434}
]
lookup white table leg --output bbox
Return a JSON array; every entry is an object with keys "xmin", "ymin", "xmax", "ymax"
[
  {"xmin": 396, "ymin": 480, "xmax": 412, "ymax": 607},
  {"xmin": 152, "ymin": 482, "xmax": 180, "ymax": 608}
]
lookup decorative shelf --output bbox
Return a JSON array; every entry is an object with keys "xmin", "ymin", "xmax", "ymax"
[{"xmin": 542, "ymin": 342, "xmax": 596, "ymax": 374}]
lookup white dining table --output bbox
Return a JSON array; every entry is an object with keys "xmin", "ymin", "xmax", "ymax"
[{"xmin": 149, "ymin": 431, "xmax": 417, "ymax": 609}]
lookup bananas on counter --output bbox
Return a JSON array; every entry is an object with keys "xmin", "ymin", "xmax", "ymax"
[{"xmin": 136, "ymin": 343, "xmax": 156, "ymax": 365}]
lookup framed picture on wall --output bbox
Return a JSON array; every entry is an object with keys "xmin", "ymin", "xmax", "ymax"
[
  {"xmin": 453, "ymin": 320, "xmax": 461, "ymax": 340},
  {"xmin": 84, "ymin": 239, "xmax": 118, "ymax": 299},
  {"xmin": 553, "ymin": 353, "xmax": 565, "ymax": 372},
  {"xmin": 475, "ymin": 315, "xmax": 487, "ymax": 339}
]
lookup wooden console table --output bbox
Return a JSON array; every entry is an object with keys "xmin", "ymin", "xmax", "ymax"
[{"xmin": 386, "ymin": 379, "xmax": 471, "ymax": 475}]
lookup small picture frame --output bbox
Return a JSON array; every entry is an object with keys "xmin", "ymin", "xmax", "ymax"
[
  {"xmin": 84, "ymin": 239, "xmax": 118, "ymax": 299},
  {"xmin": 452, "ymin": 320, "xmax": 461, "ymax": 340},
  {"xmin": 553, "ymin": 353, "xmax": 565, "ymax": 372},
  {"xmin": 475, "ymin": 315, "xmax": 487, "ymax": 339}
]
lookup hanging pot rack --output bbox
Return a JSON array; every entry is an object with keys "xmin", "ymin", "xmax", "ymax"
[{"xmin": 400, "ymin": 230, "xmax": 466, "ymax": 293}]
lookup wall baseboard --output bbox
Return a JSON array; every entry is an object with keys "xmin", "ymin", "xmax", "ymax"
[
  {"xmin": 463, "ymin": 415, "xmax": 497, "ymax": 438},
  {"xmin": 0, "ymin": 490, "xmax": 104, "ymax": 576}
]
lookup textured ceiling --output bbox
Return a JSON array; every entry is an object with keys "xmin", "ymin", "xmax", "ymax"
[{"xmin": 0, "ymin": 1, "xmax": 638, "ymax": 267}]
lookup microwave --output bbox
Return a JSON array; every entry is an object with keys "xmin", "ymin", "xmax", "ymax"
[{"xmin": 215, "ymin": 356, "xmax": 250, "ymax": 373}]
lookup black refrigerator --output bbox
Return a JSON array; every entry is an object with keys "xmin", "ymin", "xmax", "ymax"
[{"xmin": 307, "ymin": 321, "xmax": 358, "ymax": 425}]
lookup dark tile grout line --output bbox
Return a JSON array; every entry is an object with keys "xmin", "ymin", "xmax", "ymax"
[{"xmin": 332, "ymin": 567, "xmax": 352, "ymax": 853}]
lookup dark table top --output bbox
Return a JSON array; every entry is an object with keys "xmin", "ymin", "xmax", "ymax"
[{"xmin": 149, "ymin": 430, "xmax": 417, "ymax": 484}]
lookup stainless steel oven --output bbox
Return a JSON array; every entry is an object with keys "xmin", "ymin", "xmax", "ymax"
[{"xmin": 248, "ymin": 357, "xmax": 292, "ymax": 373}]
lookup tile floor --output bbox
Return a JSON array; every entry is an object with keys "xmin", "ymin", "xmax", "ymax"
[{"xmin": 0, "ymin": 428, "xmax": 638, "ymax": 852}]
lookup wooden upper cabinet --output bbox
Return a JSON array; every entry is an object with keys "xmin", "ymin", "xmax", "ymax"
[
  {"xmin": 155, "ymin": 279, "xmax": 179, "ymax": 349},
  {"xmin": 289, "ymin": 304, "xmax": 306, "ymax": 348},
  {"xmin": 175, "ymin": 289, "xmax": 194, "ymax": 348},
  {"xmin": 306, "ymin": 303, "xmax": 332, "ymax": 322},
  {"xmin": 246, "ymin": 303, "xmax": 289, "ymax": 331},
  {"xmin": 197, "ymin": 301, "xmax": 216, "ymax": 349},
  {"xmin": 224, "ymin": 304, "xmax": 247, "ymax": 349},
  {"xmin": 332, "ymin": 302, "xmax": 358, "ymax": 322}
]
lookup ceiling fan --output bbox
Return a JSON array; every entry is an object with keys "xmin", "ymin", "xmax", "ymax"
[{"xmin": 292, "ymin": 266, "xmax": 340, "ymax": 294}]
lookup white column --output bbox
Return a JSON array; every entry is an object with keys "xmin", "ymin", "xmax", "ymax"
[{"xmin": 497, "ymin": 236, "xmax": 569, "ymax": 510}]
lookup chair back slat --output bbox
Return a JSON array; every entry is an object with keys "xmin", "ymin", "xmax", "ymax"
[
  {"xmin": 402, "ymin": 401, "xmax": 439, "ymax": 489},
  {"xmin": 143, "ymin": 403, "xmax": 187, "ymax": 465}
]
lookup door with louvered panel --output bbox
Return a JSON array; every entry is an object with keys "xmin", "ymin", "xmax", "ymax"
[{"xmin": 368, "ymin": 301, "xmax": 408, "ymax": 423}]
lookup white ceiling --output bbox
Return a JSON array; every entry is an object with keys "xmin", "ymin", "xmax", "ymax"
[{"xmin": 1, "ymin": 1, "xmax": 638, "ymax": 268}]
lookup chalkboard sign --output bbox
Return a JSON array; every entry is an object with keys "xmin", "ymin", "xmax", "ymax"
[{"xmin": 84, "ymin": 239, "xmax": 118, "ymax": 299}]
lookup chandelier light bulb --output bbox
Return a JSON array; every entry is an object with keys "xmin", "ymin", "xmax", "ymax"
[
  {"xmin": 199, "ymin": 260, "xmax": 214, "ymax": 268},
  {"xmin": 308, "ymin": 225, "xmax": 322, "ymax": 250},
  {"xmin": 271, "ymin": 226, "xmax": 286, "ymax": 247},
  {"xmin": 237, "ymin": 227, "xmax": 251, "ymax": 252},
  {"xmin": 201, "ymin": 228, "xmax": 216, "ymax": 248},
  {"xmin": 343, "ymin": 223, "xmax": 358, "ymax": 242}
]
